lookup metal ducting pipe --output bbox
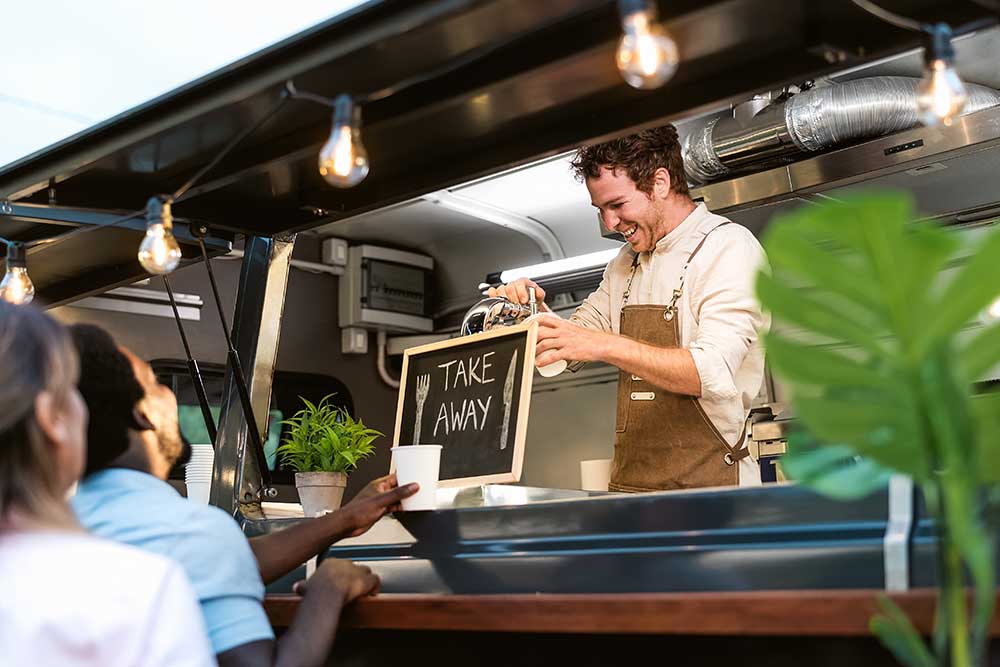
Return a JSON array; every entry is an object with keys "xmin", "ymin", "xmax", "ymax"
[{"xmin": 683, "ymin": 76, "xmax": 1000, "ymax": 184}]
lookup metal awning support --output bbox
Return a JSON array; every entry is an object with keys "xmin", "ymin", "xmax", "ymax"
[{"xmin": 210, "ymin": 233, "xmax": 295, "ymax": 516}]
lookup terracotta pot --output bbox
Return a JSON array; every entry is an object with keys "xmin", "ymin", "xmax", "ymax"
[{"xmin": 295, "ymin": 471, "xmax": 347, "ymax": 517}]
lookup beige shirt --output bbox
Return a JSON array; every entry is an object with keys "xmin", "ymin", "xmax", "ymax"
[{"xmin": 570, "ymin": 203, "xmax": 769, "ymax": 486}]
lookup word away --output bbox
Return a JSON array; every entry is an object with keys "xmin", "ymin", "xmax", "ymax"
[
  {"xmin": 433, "ymin": 352, "xmax": 495, "ymax": 438},
  {"xmin": 432, "ymin": 396, "xmax": 492, "ymax": 438}
]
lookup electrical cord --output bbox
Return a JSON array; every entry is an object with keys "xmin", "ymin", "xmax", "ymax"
[
  {"xmin": 172, "ymin": 92, "xmax": 291, "ymax": 203},
  {"xmin": 850, "ymin": 0, "xmax": 928, "ymax": 32}
]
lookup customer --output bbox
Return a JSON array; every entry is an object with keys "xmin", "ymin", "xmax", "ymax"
[
  {"xmin": 0, "ymin": 303, "xmax": 214, "ymax": 666},
  {"xmin": 70, "ymin": 323, "xmax": 415, "ymax": 667}
]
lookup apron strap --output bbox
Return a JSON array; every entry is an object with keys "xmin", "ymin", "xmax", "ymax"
[
  {"xmin": 686, "ymin": 221, "xmax": 731, "ymax": 268},
  {"xmin": 723, "ymin": 419, "xmax": 752, "ymax": 465}
]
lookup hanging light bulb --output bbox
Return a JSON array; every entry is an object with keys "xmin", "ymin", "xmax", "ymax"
[
  {"xmin": 1, "ymin": 242, "xmax": 35, "ymax": 305},
  {"xmin": 615, "ymin": 0, "xmax": 679, "ymax": 90},
  {"xmin": 318, "ymin": 94, "xmax": 369, "ymax": 188},
  {"xmin": 138, "ymin": 196, "xmax": 182, "ymax": 275},
  {"xmin": 916, "ymin": 23, "xmax": 968, "ymax": 127}
]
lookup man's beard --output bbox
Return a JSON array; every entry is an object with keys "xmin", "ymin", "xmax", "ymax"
[{"xmin": 159, "ymin": 424, "xmax": 192, "ymax": 468}]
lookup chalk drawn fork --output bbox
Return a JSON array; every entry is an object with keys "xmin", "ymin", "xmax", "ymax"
[{"xmin": 413, "ymin": 374, "xmax": 431, "ymax": 445}]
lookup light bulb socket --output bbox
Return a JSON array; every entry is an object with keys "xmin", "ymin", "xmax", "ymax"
[
  {"xmin": 618, "ymin": 0, "xmax": 655, "ymax": 21},
  {"xmin": 923, "ymin": 23, "xmax": 955, "ymax": 65},
  {"xmin": 4, "ymin": 242, "xmax": 26, "ymax": 268},
  {"xmin": 332, "ymin": 94, "xmax": 360, "ymax": 131},
  {"xmin": 146, "ymin": 195, "xmax": 174, "ymax": 228}
]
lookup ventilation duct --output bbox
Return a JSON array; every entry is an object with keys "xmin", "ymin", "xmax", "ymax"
[{"xmin": 683, "ymin": 76, "xmax": 1000, "ymax": 184}]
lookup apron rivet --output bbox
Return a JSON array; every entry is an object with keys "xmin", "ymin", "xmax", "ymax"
[{"xmin": 724, "ymin": 453, "xmax": 735, "ymax": 466}]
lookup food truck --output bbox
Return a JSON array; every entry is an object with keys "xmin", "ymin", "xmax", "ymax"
[{"xmin": 3, "ymin": 0, "xmax": 1000, "ymax": 663}]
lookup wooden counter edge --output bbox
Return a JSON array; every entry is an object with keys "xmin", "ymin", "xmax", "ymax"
[{"xmin": 265, "ymin": 589, "xmax": 1000, "ymax": 636}]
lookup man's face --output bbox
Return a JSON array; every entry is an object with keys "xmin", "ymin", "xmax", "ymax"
[
  {"xmin": 587, "ymin": 166, "xmax": 668, "ymax": 253},
  {"xmin": 121, "ymin": 347, "xmax": 190, "ymax": 469}
]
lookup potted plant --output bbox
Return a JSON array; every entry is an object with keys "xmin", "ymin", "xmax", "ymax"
[
  {"xmin": 758, "ymin": 191, "xmax": 1000, "ymax": 667},
  {"xmin": 276, "ymin": 394, "xmax": 381, "ymax": 517}
]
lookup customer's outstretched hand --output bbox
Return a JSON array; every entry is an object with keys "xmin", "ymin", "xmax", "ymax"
[{"xmin": 340, "ymin": 474, "xmax": 418, "ymax": 537}]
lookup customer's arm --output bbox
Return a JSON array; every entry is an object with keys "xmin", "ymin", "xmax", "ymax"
[
  {"xmin": 217, "ymin": 559, "xmax": 380, "ymax": 667},
  {"xmin": 249, "ymin": 475, "xmax": 418, "ymax": 584}
]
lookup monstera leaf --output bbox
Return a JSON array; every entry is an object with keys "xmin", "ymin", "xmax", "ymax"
[{"xmin": 758, "ymin": 192, "xmax": 1000, "ymax": 667}]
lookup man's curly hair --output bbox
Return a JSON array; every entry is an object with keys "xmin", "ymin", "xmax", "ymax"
[{"xmin": 570, "ymin": 124, "xmax": 690, "ymax": 198}]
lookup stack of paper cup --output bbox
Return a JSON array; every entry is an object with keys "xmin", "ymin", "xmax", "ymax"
[{"xmin": 185, "ymin": 444, "xmax": 215, "ymax": 504}]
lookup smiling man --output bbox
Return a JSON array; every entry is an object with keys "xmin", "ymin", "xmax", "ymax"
[{"xmin": 489, "ymin": 124, "xmax": 768, "ymax": 490}]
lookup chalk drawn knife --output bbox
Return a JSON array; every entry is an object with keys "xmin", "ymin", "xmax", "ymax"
[{"xmin": 500, "ymin": 350, "xmax": 517, "ymax": 450}]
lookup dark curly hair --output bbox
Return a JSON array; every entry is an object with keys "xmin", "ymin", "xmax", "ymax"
[
  {"xmin": 69, "ymin": 324, "xmax": 145, "ymax": 476},
  {"xmin": 570, "ymin": 124, "xmax": 690, "ymax": 198}
]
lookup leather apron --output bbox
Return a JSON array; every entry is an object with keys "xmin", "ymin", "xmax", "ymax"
[{"xmin": 609, "ymin": 222, "xmax": 750, "ymax": 493}]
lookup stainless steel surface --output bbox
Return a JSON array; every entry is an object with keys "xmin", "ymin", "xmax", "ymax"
[
  {"xmin": 322, "ymin": 482, "xmax": 898, "ymax": 594},
  {"xmin": 693, "ymin": 103, "xmax": 1000, "ymax": 225},
  {"xmin": 211, "ymin": 234, "xmax": 295, "ymax": 516},
  {"xmin": 684, "ymin": 76, "xmax": 1000, "ymax": 184},
  {"xmin": 438, "ymin": 483, "xmax": 607, "ymax": 509},
  {"xmin": 460, "ymin": 296, "xmax": 532, "ymax": 335}
]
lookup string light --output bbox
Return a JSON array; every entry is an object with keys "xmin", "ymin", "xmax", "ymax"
[
  {"xmin": 138, "ymin": 196, "xmax": 182, "ymax": 275},
  {"xmin": 615, "ymin": 0, "xmax": 679, "ymax": 90},
  {"xmin": 848, "ymin": 3, "xmax": 970, "ymax": 127},
  {"xmin": 318, "ymin": 94, "xmax": 369, "ymax": 188},
  {"xmin": 916, "ymin": 23, "xmax": 968, "ymax": 127},
  {"xmin": 0, "ymin": 242, "xmax": 35, "ymax": 305}
]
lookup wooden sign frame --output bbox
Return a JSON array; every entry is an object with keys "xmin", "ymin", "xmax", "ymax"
[{"xmin": 391, "ymin": 321, "xmax": 538, "ymax": 487}]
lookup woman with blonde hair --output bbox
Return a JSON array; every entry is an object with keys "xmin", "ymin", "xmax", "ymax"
[{"xmin": 0, "ymin": 302, "xmax": 215, "ymax": 666}]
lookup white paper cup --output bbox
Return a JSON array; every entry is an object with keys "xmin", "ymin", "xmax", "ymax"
[
  {"xmin": 391, "ymin": 445, "xmax": 442, "ymax": 511},
  {"xmin": 185, "ymin": 480, "xmax": 211, "ymax": 504},
  {"xmin": 525, "ymin": 313, "xmax": 568, "ymax": 377},
  {"xmin": 580, "ymin": 458, "xmax": 612, "ymax": 491},
  {"xmin": 536, "ymin": 359, "xmax": 568, "ymax": 377}
]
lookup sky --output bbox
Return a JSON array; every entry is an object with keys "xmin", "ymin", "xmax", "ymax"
[{"xmin": 0, "ymin": 0, "xmax": 367, "ymax": 169}]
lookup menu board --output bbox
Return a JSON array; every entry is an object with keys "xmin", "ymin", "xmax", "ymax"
[{"xmin": 391, "ymin": 321, "xmax": 537, "ymax": 487}]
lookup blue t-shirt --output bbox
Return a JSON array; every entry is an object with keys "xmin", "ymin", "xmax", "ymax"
[{"xmin": 72, "ymin": 468, "xmax": 274, "ymax": 655}]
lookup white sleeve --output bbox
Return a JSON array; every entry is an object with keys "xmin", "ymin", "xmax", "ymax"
[
  {"xmin": 141, "ymin": 563, "xmax": 218, "ymax": 667},
  {"xmin": 569, "ymin": 262, "xmax": 615, "ymax": 333},
  {"xmin": 687, "ymin": 230, "xmax": 768, "ymax": 402}
]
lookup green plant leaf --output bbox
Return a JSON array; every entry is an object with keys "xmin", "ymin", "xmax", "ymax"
[
  {"xmin": 959, "ymin": 323, "xmax": 1000, "ymax": 383},
  {"xmin": 870, "ymin": 596, "xmax": 936, "ymax": 667},
  {"xmin": 971, "ymin": 392, "xmax": 1000, "ymax": 483},
  {"xmin": 764, "ymin": 334, "xmax": 884, "ymax": 388},
  {"xmin": 920, "ymin": 226, "xmax": 1000, "ymax": 348},
  {"xmin": 757, "ymin": 272, "xmax": 885, "ymax": 353},
  {"xmin": 780, "ymin": 436, "xmax": 893, "ymax": 500},
  {"xmin": 276, "ymin": 393, "xmax": 380, "ymax": 473}
]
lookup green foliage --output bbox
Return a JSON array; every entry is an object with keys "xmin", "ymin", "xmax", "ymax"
[
  {"xmin": 758, "ymin": 192, "xmax": 1000, "ymax": 667},
  {"xmin": 275, "ymin": 394, "xmax": 381, "ymax": 474}
]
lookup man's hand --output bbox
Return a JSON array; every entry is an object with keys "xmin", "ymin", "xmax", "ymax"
[
  {"xmin": 340, "ymin": 475, "xmax": 419, "ymax": 538},
  {"xmin": 534, "ymin": 314, "xmax": 611, "ymax": 367},
  {"xmin": 487, "ymin": 278, "xmax": 548, "ymax": 308},
  {"xmin": 293, "ymin": 559, "xmax": 380, "ymax": 604}
]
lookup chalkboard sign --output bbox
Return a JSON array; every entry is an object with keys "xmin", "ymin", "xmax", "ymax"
[{"xmin": 391, "ymin": 321, "xmax": 537, "ymax": 487}]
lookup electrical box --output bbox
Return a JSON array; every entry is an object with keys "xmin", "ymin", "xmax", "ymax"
[
  {"xmin": 341, "ymin": 327, "xmax": 369, "ymax": 354},
  {"xmin": 338, "ymin": 244, "xmax": 434, "ymax": 333},
  {"xmin": 321, "ymin": 237, "xmax": 349, "ymax": 267}
]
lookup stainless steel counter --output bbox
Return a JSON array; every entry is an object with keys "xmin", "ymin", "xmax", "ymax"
[{"xmin": 306, "ymin": 482, "xmax": 898, "ymax": 595}]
